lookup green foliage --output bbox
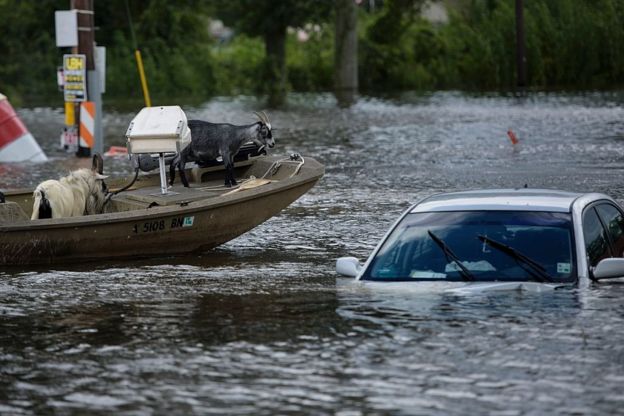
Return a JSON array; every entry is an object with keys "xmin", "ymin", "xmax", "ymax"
[
  {"xmin": 211, "ymin": 35, "xmax": 265, "ymax": 95},
  {"xmin": 0, "ymin": 0, "xmax": 66, "ymax": 104},
  {"xmin": 210, "ymin": 0, "xmax": 332, "ymax": 106},
  {"xmin": 360, "ymin": 0, "xmax": 624, "ymax": 91},
  {"xmin": 2, "ymin": 0, "xmax": 624, "ymax": 106},
  {"xmin": 287, "ymin": 25, "xmax": 334, "ymax": 92},
  {"xmin": 210, "ymin": 0, "xmax": 331, "ymax": 39}
]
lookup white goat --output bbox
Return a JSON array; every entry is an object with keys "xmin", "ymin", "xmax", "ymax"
[{"xmin": 31, "ymin": 154, "xmax": 109, "ymax": 220}]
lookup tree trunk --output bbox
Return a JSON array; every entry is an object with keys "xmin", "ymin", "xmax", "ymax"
[
  {"xmin": 264, "ymin": 25, "xmax": 287, "ymax": 108},
  {"xmin": 334, "ymin": 0, "xmax": 358, "ymax": 107},
  {"xmin": 515, "ymin": 0, "xmax": 527, "ymax": 89}
]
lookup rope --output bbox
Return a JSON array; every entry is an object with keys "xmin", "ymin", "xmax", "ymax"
[
  {"xmin": 103, "ymin": 167, "xmax": 140, "ymax": 207},
  {"xmin": 261, "ymin": 154, "xmax": 305, "ymax": 179}
]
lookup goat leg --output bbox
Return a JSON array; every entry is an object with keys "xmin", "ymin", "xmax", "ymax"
[
  {"xmin": 169, "ymin": 158, "xmax": 177, "ymax": 186},
  {"xmin": 224, "ymin": 156, "xmax": 237, "ymax": 187},
  {"xmin": 179, "ymin": 163, "xmax": 190, "ymax": 188}
]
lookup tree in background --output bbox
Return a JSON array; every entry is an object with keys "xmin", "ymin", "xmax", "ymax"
[
  {"xmin": 95, "ymin": 0, "xmax": 216, "ymax": 101},
  {"xmin": 2, "ymin": 0, "xmax": 624, "ymax": 106},
  {"xmin": 211, "ymin": 0, "xmax": 332, "ymax": 107},
  {"xmin": 359, "ymin": 0, "xmax": 428, "ymax": 91},
  {"xmin": 0, "ymin": 0, "xmax": 65, "ymax": 105}
]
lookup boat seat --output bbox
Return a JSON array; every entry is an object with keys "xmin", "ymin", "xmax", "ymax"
[{"xmin": 0, "ymin": 201, "xmax": 29, "ymax": 224}]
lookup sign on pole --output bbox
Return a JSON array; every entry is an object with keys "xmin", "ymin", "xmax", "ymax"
[
  {"xmin": 63, "ymin": 54, "xmax": 87, "ymax": 102},
  {"xmin": 55, "ymin": 10, "xmax": 78, "ymax": 47}
]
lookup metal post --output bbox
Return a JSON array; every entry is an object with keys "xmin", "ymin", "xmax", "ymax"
[
  {"xmin": 87, "ymin": 69, "xmax": 103, "ymax": 154},
  {"xmin": 515, "ymin": 0, "xmax": 527, "ymax": 89},
  {"xmin": 158, "ymin": 153, "xmax": 168, "ymax": 195}
]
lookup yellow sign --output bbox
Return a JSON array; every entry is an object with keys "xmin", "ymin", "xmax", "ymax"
[{"xmin": 63, "ymin": 54, "xmax": 87, "ymax": 102}]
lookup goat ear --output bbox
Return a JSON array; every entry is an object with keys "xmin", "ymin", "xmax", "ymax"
[
  {"xmin": 92, "ymin": 153, "xmax": 104, "ymax": 174},
  {"xmin": 95, "ymin": 173, "xmax": 108, "ymax": 180}
]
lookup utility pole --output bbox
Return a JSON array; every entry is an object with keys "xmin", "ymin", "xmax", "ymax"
[
  {"xmin": 515, "ymin": 0, "xmax": 527, "ymax": 89},
  {"xmin": 334, "ymin": 0, "xmax": 358, "ymax": 107},
  {"xmin": 72, "ymin": 0, "xmax": 103, "ymax": 156}
]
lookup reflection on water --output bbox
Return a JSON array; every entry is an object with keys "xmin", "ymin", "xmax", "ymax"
[{"xmin": 1, "ymin": 92, "xmax": 624, "ymax": 414}]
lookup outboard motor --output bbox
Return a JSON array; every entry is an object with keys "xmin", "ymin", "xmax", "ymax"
[{"xmin": 134, "ymin": 153, "xmax": 177, "ymax": 173}]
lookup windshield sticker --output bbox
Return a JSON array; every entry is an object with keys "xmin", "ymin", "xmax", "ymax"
[
  {"xmin": 445, "ymin": 261, "xmax": 496, "ymax": 273},
  {"xmin": 410, "ymin": 271, "xmax": 447, "ymax": 279},
  {"xmin": 557, "ymin": 263, "xmax": 571, "ymax": 274}
]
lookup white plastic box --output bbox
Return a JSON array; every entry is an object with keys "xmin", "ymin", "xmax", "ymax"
[{"xmin": 125, "ymin": 106, "xmax": 191, "ymax": 154}]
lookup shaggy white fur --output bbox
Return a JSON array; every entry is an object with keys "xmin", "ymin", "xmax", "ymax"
[{"xmin": 31, "ymin": 155, "xmax": 108, "ymax": 220}]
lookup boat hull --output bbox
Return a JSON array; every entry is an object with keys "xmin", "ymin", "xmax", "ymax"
[{"xmin": 0, "ymin": 156, "xmax": 323, "ymax": 266}]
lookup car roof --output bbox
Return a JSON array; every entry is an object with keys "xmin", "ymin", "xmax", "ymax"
[{"xmin": 411, "ymin": 189, "xmax": 584, "ymax": 213}]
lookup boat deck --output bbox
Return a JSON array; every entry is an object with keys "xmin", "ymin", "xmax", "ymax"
[
  {"xmin": 108, "ymin": 159, "xmax": 269, "ymax": 210},
  {"xmin": 117, "ymin": 183, "xmax": 226, "ymax": 206}
]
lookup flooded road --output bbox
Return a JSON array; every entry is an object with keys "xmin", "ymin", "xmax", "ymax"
[{"xmin": 2, "ymin": 92, "xmax": 624, "ymax": 414}]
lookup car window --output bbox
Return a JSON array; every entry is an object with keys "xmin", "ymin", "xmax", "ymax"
[
  {"xmin": 583, "ymin": 207, "xmax": 611, "ymax": 267},
  {"xmin": 596, "ymin": 203, "xmax": 624, "ymax": 257},
  {"xmin": 363, "ymin": 211, "xmax": 575, "ymax": 282}
]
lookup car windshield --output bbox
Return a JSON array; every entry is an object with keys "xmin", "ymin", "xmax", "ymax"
[{"xmin": 363, "ymin": 211, "xmax": 576, "ymax": 282}]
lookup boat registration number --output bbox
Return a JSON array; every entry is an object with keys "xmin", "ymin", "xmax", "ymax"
[{"xmin": 133, "ymin": 216, "xmax": 195, "ymax": 234}]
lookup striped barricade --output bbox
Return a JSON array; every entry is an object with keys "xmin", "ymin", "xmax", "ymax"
[{"xmin": 0, "ymin": 94, "xmax": 47, "ymax": 162}]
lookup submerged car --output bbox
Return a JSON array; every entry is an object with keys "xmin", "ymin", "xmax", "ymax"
[{"xmin": 336, "ymin": 189, "xmax": 624, "ymax": 291}]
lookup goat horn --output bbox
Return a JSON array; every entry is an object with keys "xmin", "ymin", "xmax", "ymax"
[
  {"xmin": 253, "ymin": 111, "xmax": 264, "ymax": 123},
  {"xmin": 261, "ymin": 111, "xmax": 271, "ymax": 127},
  {"xmin": 253, "ymin": 110, "xmax": 271, "ymax": 125}
]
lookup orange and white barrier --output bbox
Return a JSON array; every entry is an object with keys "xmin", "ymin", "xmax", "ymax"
[
  {"xmin": 79, "ymin": 101, "xmax": 95, "ymax": 150},
  {"xmin": 0, "ymin": 94, "xmax": 47, "ymax": 162}
]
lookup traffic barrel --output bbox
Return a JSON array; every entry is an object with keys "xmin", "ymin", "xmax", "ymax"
[{"xmin": 0, "ymin": 93, "xmax": 47, "ymax": 162}]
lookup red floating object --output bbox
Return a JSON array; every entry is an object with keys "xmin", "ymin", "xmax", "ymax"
[
  {"xmin": 507, "ymin": 130, "xmax": 519, "ymax": 145},
  {"xmin": 104, "ymin": 146, "xmax": 128, "ymax": 157}
]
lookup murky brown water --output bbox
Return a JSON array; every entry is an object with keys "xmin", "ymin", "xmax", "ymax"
[{"xmin": 2, "ymin": 92, "xmax": 624, "ymax": 415}]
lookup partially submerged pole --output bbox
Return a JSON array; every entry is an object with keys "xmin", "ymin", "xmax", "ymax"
[{"xmin": 334, "ymin": 0, "xmax": 358, "ymax": 107}]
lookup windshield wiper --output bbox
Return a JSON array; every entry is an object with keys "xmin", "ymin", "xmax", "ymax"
[
  {"xmin": 477, "ymin": 235, "xmax": 553, "ymax": 283},
  {"xmin": 427, "ymin": 230, "xmax": 475, "ymax": 281}
]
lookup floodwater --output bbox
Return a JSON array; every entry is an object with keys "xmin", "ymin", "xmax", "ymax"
[{"xmin": 2, "ymin": 91, "xmax": 624, "ymax": 415}]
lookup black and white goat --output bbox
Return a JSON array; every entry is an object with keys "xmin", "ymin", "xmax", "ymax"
[
  {"xmin": 169, "ymin": 111, "xmax": 274, "ymax": 188},
  {"xmin": 31, "ymin": 154, "xmax": 109, "ymax": 219}
]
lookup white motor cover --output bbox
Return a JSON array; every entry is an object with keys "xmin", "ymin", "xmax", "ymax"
[{"xmin": 126, "ymin": 106, "xmax": 191, "ymax": 154}]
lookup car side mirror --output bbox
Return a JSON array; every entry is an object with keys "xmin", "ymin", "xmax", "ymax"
[
  {"xmin": 593, "ymin": 258, "xmax": 624, "ymax": 280},
  {"xmin": 336, "ymin": 257, "xmax": 361, "ymax": 277}
]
